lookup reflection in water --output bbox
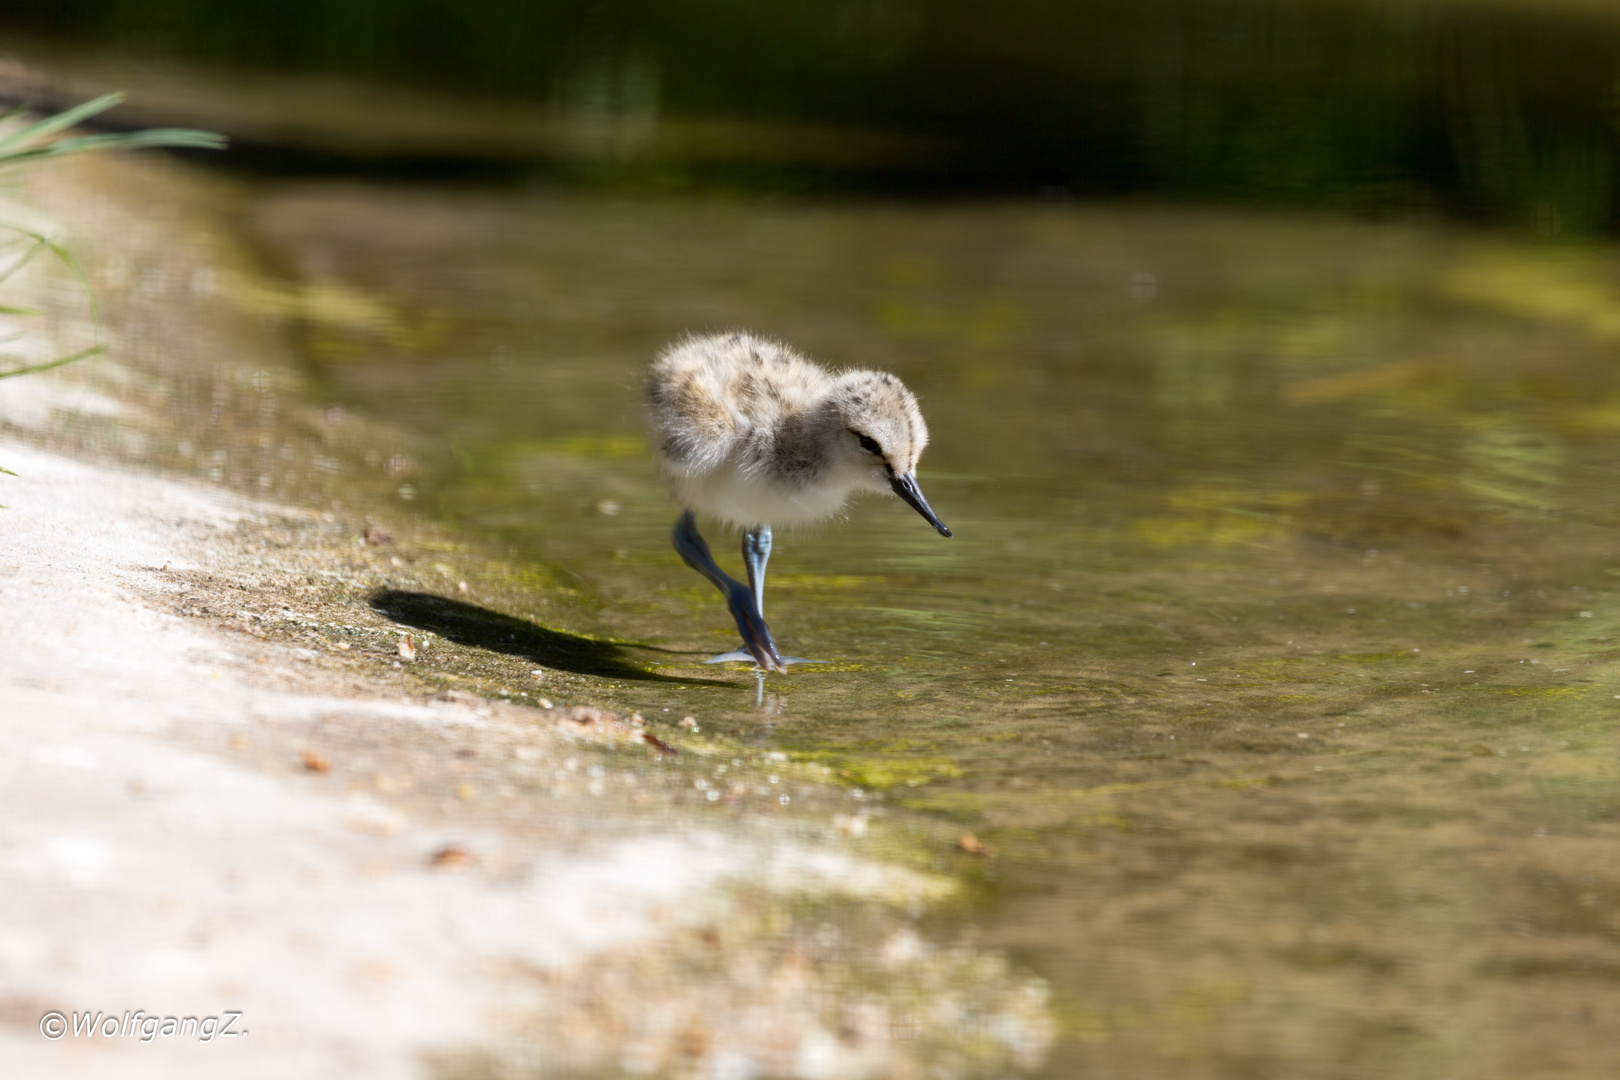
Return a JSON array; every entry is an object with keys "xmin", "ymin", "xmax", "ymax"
[{"xmin": 175, "ymin": 186, "xmax": 1620, "ymax": 1075}]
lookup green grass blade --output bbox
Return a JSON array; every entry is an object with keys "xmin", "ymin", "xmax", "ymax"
[
  {"xmin": 0, "ymin": 93, "xmax": 225, "ymax": 171},
  {"xmin": 43, "ymin": 239, "xmax": 100, "ymax": 332},
  {"xmin": 0, "ymin": 128, "xmax": 229, "ymax": 170},
  {"xmin": 101, "ymin": 127, "xmax": 228, "ymax": 151},
  {"xmin": 0, "ymin": 343, "xmax": 106, "ymax": 381},
  {"xmin": 0, "ymin": 218, "xmax": 105, "ymax": 346},
  {"xmin": 0, "ymin": 92, "xmax": 126, "ymax": 154},
  {"xmin": 0, "ymin": 235, "xmax": 46, "ymax": 287}
]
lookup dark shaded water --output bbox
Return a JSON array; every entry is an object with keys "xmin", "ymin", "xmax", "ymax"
[
  {"xmin": 226, "ymin": 182, "xmax": 1620, "ymax": 1075},
  {"xmin": 11, "ymin": 0, "xmax": 1620, "ymax": 228}
]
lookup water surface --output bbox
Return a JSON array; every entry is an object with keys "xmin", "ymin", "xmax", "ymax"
[{"xmin": 243, "ymin": 185, "xmax": 1620, "ymax": 1076}]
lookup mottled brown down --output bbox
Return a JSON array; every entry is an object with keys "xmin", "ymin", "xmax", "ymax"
[{"xmin": 646, "ymin": 331, "xmax": 931, "ymax": 528}]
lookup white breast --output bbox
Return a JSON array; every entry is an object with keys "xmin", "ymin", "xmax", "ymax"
[{"xmin": 667, "ymin": 460, "xmax": 859, "ymax": 528}]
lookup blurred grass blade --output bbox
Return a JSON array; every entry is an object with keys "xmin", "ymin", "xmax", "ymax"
[
  {"xmin": 0, "ymin": 218, "xmax": 104, "ymax": 348},
  {"xmin": 0, "ymin": 93, "xmax": 226, "ymax": 170},
  {"xmin": 0, "ymin": 343, "xmax": 106, "ymax": 381},
  {"xmin": 0, "ymin": 234, "xmax": 46, "ymax": 287},
  {"xmin": 0, "ymin": 91, "xmax": 224, "ymax": 490},
  {"xmin": 83, "ymin": 127, "xmax": 228, "ymax": 151},
  {"xmin": 43, "ymin": 237, "xmax": 99, "ymax": 329},
  {"xmin": 0, "ymin": 127, "xmax": 229, "ymax": 167},
  {"xmin": 0, "ymin": 92, "xmax": 125, "ymax": 153}
]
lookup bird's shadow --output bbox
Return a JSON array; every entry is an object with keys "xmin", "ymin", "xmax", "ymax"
[{"xmin": 370, "ymin": 589, "xmax": 727, "ymax": 685}]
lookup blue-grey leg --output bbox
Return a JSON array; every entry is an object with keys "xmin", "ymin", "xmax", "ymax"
[
  {"xmin": 671, "ymin": 511, "xmax": 786, "ymax": 672},
  {"xmin": 742, "ymin": 525, "xmax": 772, "ymax": 618},
  {"xmin": 725, "ymin": 523, "xmax": 824, "ymax": 666}
]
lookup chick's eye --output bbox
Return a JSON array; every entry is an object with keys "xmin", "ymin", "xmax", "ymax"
[{"xmin": 855, "ymin": 432, "xmax": 883, "ymax": 456}]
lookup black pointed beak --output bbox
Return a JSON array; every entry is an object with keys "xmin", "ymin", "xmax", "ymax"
[{"xmin": 890, "ymin": 472, "xmax": 952, "ymax": 537}]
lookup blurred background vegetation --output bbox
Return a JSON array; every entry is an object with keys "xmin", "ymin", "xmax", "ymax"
[{"xmin": 3, "ymin": 0, "xmax": 1620, "ymax": 232}]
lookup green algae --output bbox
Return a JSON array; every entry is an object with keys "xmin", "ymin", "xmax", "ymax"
[{"xmin": 792, "ymin": 751, "xmax": 965, "ymax": 791}]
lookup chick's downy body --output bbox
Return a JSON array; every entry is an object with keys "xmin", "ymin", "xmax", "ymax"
[
  {"xmin": 645, "ymin": 330, "xmax": 948, "ymax": 671},
  {"xmin": 648, "ymin": 331, "xmax": 931, "ymax": 529}
]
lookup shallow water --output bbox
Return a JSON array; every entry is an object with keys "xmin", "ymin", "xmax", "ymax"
[{"xmin": 238, "ymin": 185, "xmax": 1620, "ymax": 1076}]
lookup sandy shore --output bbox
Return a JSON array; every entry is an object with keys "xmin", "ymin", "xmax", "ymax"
[
  {"xmin": 0, "ymin": 439, "xmax": 1053, "ymax": 1079},
  {"xmin": 0, "ymin": 439, "xmax": 733, "ymax": 1077},
  {"xmin": 0, "ymin": 140, "xmax": 1051, "ymax": 1077}
]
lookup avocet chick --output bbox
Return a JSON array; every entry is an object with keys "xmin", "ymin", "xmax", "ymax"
[{"xmin": 647, "ymin": 331, "xmax": 951, "ymax": 671}]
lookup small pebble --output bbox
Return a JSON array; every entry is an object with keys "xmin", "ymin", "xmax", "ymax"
[
  {"xmin": 428, "ymin": 845, "xmax": 472, "ymax": 868},
  {"xmin": 834, "ymin": 814, "xmax": 868, "ymax": 838}
]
